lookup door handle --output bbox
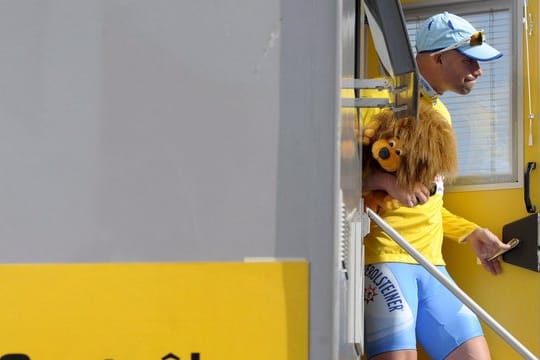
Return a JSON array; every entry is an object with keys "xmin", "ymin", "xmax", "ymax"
[{"xmin": 524, "ymin": 161, "xmax": 536, "ymax": 213}]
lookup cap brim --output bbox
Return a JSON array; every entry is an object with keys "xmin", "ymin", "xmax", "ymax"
[{"xmin": 457, "ymin": 43, "xmax": 502, "ymax": 61}]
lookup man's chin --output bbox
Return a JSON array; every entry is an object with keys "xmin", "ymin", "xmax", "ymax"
[
  {"xmin": 459, "ymin": 85, "xmax": 474, "ymax": 95},
  {"xmin": 464, "ymin": 81, "xmax": 476, "ymax": 93}
]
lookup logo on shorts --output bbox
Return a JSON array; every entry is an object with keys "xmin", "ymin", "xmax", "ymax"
[
  {"xmin": 364, "ymin": 285, "xmax": 378, "ymax": 303},
  {"xmin": 365, "ymin": 264, "xmax": 404, "ymax": 312},
  {"xmin": 364, "ymin": 264, "xmax": 414, "ymax": 342}
]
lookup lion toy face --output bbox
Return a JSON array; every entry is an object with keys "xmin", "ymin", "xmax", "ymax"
[{"xmin": 371, "ymin": 136, "xmax": 403, "ymax": 173}]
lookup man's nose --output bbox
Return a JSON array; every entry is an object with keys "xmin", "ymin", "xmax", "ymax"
[{"xmin": 472, "ymin": 61, "xmax": 483, "ymax": 77}]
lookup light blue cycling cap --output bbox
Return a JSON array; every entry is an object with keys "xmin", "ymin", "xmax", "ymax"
[{"xmin": 416, "ymin": 12, "xmax": 502, "ymax": 61}]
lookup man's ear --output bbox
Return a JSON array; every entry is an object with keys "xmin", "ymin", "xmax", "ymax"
[{"xmin": 434, "ymin": 53, "xmax": 443, "ymax": 64}]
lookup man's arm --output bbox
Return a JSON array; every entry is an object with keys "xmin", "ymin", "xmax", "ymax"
[
  {"xmin": 442, "ymin": 207, "xmax": 511, "ymax": 275},
  {"xmin": 363, "ymin": 170, "xmax": 430, "ymax": 207}
]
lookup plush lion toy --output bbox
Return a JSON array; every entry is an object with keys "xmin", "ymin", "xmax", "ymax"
[{"xmin": 362, "ymin": 101, "xmax": 458, "ymax": 212}]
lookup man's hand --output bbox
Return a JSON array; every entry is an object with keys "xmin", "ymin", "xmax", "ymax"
[
  {"xmin": 464, "ymin": 228, "xmax": 511, "ymax": 275},
  {"xmin": 395, "ymin": 183, "xmax": 430, "ymax": 207}
]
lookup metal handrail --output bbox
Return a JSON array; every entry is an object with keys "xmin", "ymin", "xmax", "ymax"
[{"xmin": 366, "ymin": 208, "xmax": 538, "ymax": 360}]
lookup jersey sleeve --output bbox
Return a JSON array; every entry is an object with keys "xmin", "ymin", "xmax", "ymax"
[{"xmin": 442, "ymin": 206, "xmax": 478, "ymax": 243}]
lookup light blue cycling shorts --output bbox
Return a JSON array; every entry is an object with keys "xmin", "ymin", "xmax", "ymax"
[{"xmin": 364, "ymin": 263, "xmax": 484, "ymax": 360}]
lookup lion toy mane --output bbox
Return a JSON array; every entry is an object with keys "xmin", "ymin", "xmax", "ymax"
[{"xmin": 362, "ymin": 101, "xmax": 458, "ymax": 212}]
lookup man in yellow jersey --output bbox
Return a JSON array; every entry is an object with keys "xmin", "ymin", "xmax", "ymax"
[{"xmin": 362, "ymin": 12, "xmax": 511, "ymax": 360}]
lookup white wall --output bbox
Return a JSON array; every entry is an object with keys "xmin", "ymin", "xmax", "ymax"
[{"xmin": 0, "ymin": 1, "xmax": 284, "ymax": 262}]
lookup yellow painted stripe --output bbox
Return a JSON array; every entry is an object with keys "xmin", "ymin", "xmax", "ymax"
[{"xmin": 0, "ymin": 262, "xmax": 308, "ymax": 360}]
